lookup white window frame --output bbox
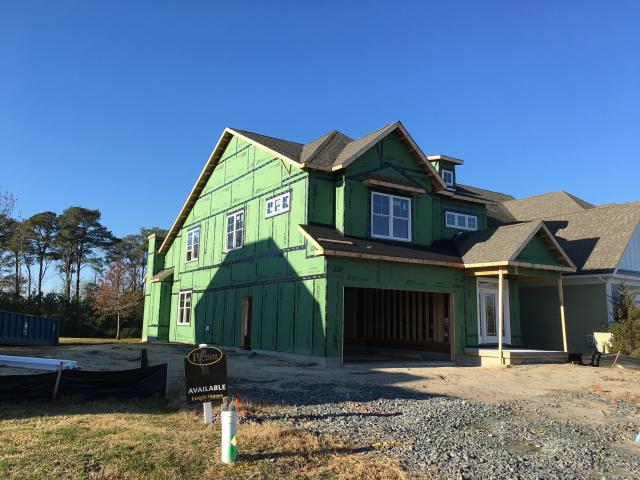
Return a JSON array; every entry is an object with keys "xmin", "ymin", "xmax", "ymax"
[
  {"xmin": 370, "ymin": 192, "xmax": 412, "ymax": 242},
  {"xmin": 225, "ymin": 209, "xmax": 245, "ymax": 252},
  {"xmin": 185, "ymin": 227, "xmax": 200, "ymax": 262},
  {"xmin": 178, "ymin": 290, "xmax": 192, "ymax": 326},
  {"xmin": 441, "ymin": 169, "xmax": 454, "ymax": 188},
  {"xmin": 445, "ymin": 211, "xmax": 478, "ymax": 231},
  {"xmin": 265, "ymin": 191, "xmax": 291, "ymax": 218}
]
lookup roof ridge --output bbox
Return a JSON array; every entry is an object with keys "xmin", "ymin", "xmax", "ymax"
[
  {"xmin": 547, "ymin": 200, "xmax": 640, "ymax": 218},
  {"xmin": 456, "ymin": 183, "xmax": 515, "ymax": 201},
  {"xmin": 303, "ymin": 130, "xmax": 340, "ymax": 164},
  {"xmin": 502, "ymin": 190, "xmax": 567, "ymax": 204},
  {"xmin": 560, "ymin": 191, "xmax": 594, "ymax": 208}
]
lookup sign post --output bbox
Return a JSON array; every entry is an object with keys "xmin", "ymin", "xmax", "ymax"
[
  {"xmin": 184, "ymin": 344, "xmax": 228, "ymax": 424},
  {"xmin": 198, "ymin": 344, "xmax": 213, "ymax": 424}
]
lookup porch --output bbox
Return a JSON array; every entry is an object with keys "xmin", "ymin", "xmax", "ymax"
[
  {"xmin": 463, "ymin": 347, "xmax": 568, "ymax": 366},
  {"xmin": 455, "ymin": 221, "xmax": 578, "ymax": 366},
  {"xmin": 464, "ymin": 267, "xmax": 571, "ymax": 366}
]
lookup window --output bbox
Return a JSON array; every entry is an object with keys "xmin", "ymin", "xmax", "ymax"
[
  {"xmin": 178, "ymin": 291, "xmax": 192, "ymax": 325},
  {"xmin": 441, "ymin": 169, "xmax": 454, "ymax": 188},
  {"xmin": 225, "ymin": 210, "xmax": 244, "ymax": 251},
  {"xmin": 445, "ymin": 211, "xmax": 478, "ymax": 231},
  {"xmin": 371, "ymin": 192, "xmax": 411, "ymax": 241},
  {"xmin": 185, "ymin": 227, "xmax": 200, "ymax": 262},
  {"xmin": 266, "ymin": 192, "xmax": 290, "ymax": 218}
]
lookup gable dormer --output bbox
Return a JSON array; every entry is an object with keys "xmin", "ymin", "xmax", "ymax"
[{"xmin": 427, "ymin": 155, "xmax": 464, "ymax": 191}]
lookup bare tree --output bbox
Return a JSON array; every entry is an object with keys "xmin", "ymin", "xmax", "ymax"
[{"xmin": 91, "ymin": 263, "xmax": 142, "ymax": 339}]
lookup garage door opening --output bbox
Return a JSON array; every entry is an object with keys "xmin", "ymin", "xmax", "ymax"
[{"xmin": 343, "ymin": 287, "xmax": 453, "ymax": 363}]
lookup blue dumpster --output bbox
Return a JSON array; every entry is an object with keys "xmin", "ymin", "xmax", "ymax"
[{"xmin": 0, "ymin": 311, "xmax": 59, "ymax": 346}]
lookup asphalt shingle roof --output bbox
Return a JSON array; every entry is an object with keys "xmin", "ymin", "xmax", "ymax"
[
  {"xmin": 543, "ymin": 202, "xmax": 640, "ymax": 272},
  {"xmin": 453, "ymin": 222, "xmax": 544, "ymax": 265},
  {"xmin": 501, "ymin": 191, "xmax": 594, "ymax": 221},
  {"xmin": 231, "ymin": 129, "xmax": 304, "ymax": 162},
  {"xmin": 299, "ymin": 224, "xmax": 463, "ymax": 267},
  {"xmin": 301, "ymin": 130, "xmax": 354, "ymax": 168},
  {"xmin": 234, "ymin": 122, "xmax": 418, "ymax": 171}
]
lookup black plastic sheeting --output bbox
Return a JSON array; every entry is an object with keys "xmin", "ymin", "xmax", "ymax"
[{"xmin": 0, "ymin": 364, "xmax": 167, "ymax": 402}]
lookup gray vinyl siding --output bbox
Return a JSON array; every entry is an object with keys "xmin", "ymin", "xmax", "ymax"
[
  {"xmin": 618, "ymin": 224, "xmax": 640, "ymax": 274},
  {"xmin": 520, "ymin": 283, "xmax": 608, "ymax": 354}
]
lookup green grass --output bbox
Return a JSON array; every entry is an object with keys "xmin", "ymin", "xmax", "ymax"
[
  {"xmin": 0, "ymin": 396, "xmax": 411, "ymax": 480},
  {"xmin": 58, "ymin": 337, "xmax": 142, "ymax": 345}
]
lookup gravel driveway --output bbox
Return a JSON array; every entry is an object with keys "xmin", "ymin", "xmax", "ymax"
[{"xmin": 237, "ymin": 375, "xmax": 640, "ymax": 479}]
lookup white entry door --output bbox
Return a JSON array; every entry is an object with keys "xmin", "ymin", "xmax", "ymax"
[{"xmin": 477, "ymin": 280, "xmax": 511, "ymax": 344}]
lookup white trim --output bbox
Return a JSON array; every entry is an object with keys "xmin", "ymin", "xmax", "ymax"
[
  {"xmin": 225, "ymin": 209, "xmax": 245, "ymax": 252},
  {"xmin": 476, "ymin": 278, "xmax": 511, "ymax": 344},
  {"xmin": 178, "ymin": 290, "xmax": 193, "ymax": 326},
  {"xmin": 185, "ymin": 226, "xmax": 200, "ymax": 263},
  {"xmin": 370, "ymin": 191, "xmax": 412, "ymax": 242},
  {"xmin": 427, "ymin": 154, "xmax": 464, "ymax": 165},
  {"xmin": 445, "ymin": 211, "xmax": 478, "ymax": 231},
  {"xmin": 265, "ymin": 191, "xmax": 291, "ymax": 218}
]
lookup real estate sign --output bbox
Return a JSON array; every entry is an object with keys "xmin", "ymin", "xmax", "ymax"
[{"xmin": 184, "ymin": 346, "xmax": 228, "ymax": 403}]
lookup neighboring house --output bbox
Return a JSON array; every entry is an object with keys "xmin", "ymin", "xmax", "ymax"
[
  {"xmin": 489, "ymin": 193, "xmax": 640, "ymax": 354},
  {"xmin": 142, "ymin": 121, "xmax": 576, "ymax": 366}
]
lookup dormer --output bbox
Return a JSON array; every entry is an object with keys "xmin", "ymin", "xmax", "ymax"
[{"xmin": 427, "ymin": 155, "xmax": 464, "ymax": 191}]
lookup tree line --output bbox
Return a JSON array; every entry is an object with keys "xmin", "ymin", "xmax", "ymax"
[{"xmin": 0, "ymin": 190, "xmax": 165, "ymax": 338}]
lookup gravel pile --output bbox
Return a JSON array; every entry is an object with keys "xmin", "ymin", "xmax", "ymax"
[{"xmin": 236, "ymin": 380, "xmax": 640, "ymax": 479}]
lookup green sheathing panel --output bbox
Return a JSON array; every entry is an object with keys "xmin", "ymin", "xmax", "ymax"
[
  {"xmin": 435, "ymin": 198, "xmax": 487, "ymax": 241},
  {"xmin": 463, "ymin": 276, "xmax": 479, "ymax": 347},
  {"xmin": 339, "ymin": 134, "xmax": 487, "ymax": 244},
  {"xmin": 142, "ymin": 235, "xmax": 168, "ymax": 340},
  {"xmin": 148, "ymin": 136, "xmax": 329, "ymax": 355},
  {"xmin": 509, "ymin": 278, "xmax": 522, "ymax": 346},
  {"xmin": 520, "ymin": 282, "xmax": 608, "ymax": 354},
  {"xmin": 341, "ymin": 135, "xmax": 434, "ymax": 245},
  {"xmin": 431, "ymin": 160, "xmax": 456, "ymax": 187},
  {"xmin": 326, "ymin": 257, "xmax": 467, "ymax": 358},
  {"xmin": 308, "ymin": 172, "xmax": 335, "ymax": 226},
  {"xmin": 516, "ymin": 235, "xmax": 563, "ymax": 266},
  {"xmin": 142, "ymin": 283, "xmax": 157, "ymax": 340}
]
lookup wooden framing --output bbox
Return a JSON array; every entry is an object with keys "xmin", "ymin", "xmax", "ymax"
[
  {"xmin": 342, "ymin": 287, "xmax": 453, "ymax": 359},
  {"xmin": 498, "ymin": 270, "xmax": 504, "ymax": 365},
  {"xmin": 362, "ymin": 177, "xmax": 426, "ymax": 195}
]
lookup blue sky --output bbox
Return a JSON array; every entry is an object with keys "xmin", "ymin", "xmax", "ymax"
[{"xmin": 2, "ymin": 1, "xmax": 639, "ymax": 239}]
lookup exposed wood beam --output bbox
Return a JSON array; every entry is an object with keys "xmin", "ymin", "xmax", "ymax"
[
  {"xmin": 558, "ymin": 276, "xmax": 568, "ymax": 352},
  {"xmin": 498, "ymin": 270, "xmax": 504, "ymax": 366}
]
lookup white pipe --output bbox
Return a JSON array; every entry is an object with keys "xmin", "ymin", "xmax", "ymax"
[{"xmin": 221, "ymin": 400, "xmax": 237, "ymax": 463}]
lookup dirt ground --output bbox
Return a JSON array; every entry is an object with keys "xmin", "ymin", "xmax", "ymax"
[
  {"xmin": 2, "ymin": 341, "xmax": 639, "ymax": 420},
  {"xmin": 2, "ymin": 342, "xmax": 640, "ymax": 479}
]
